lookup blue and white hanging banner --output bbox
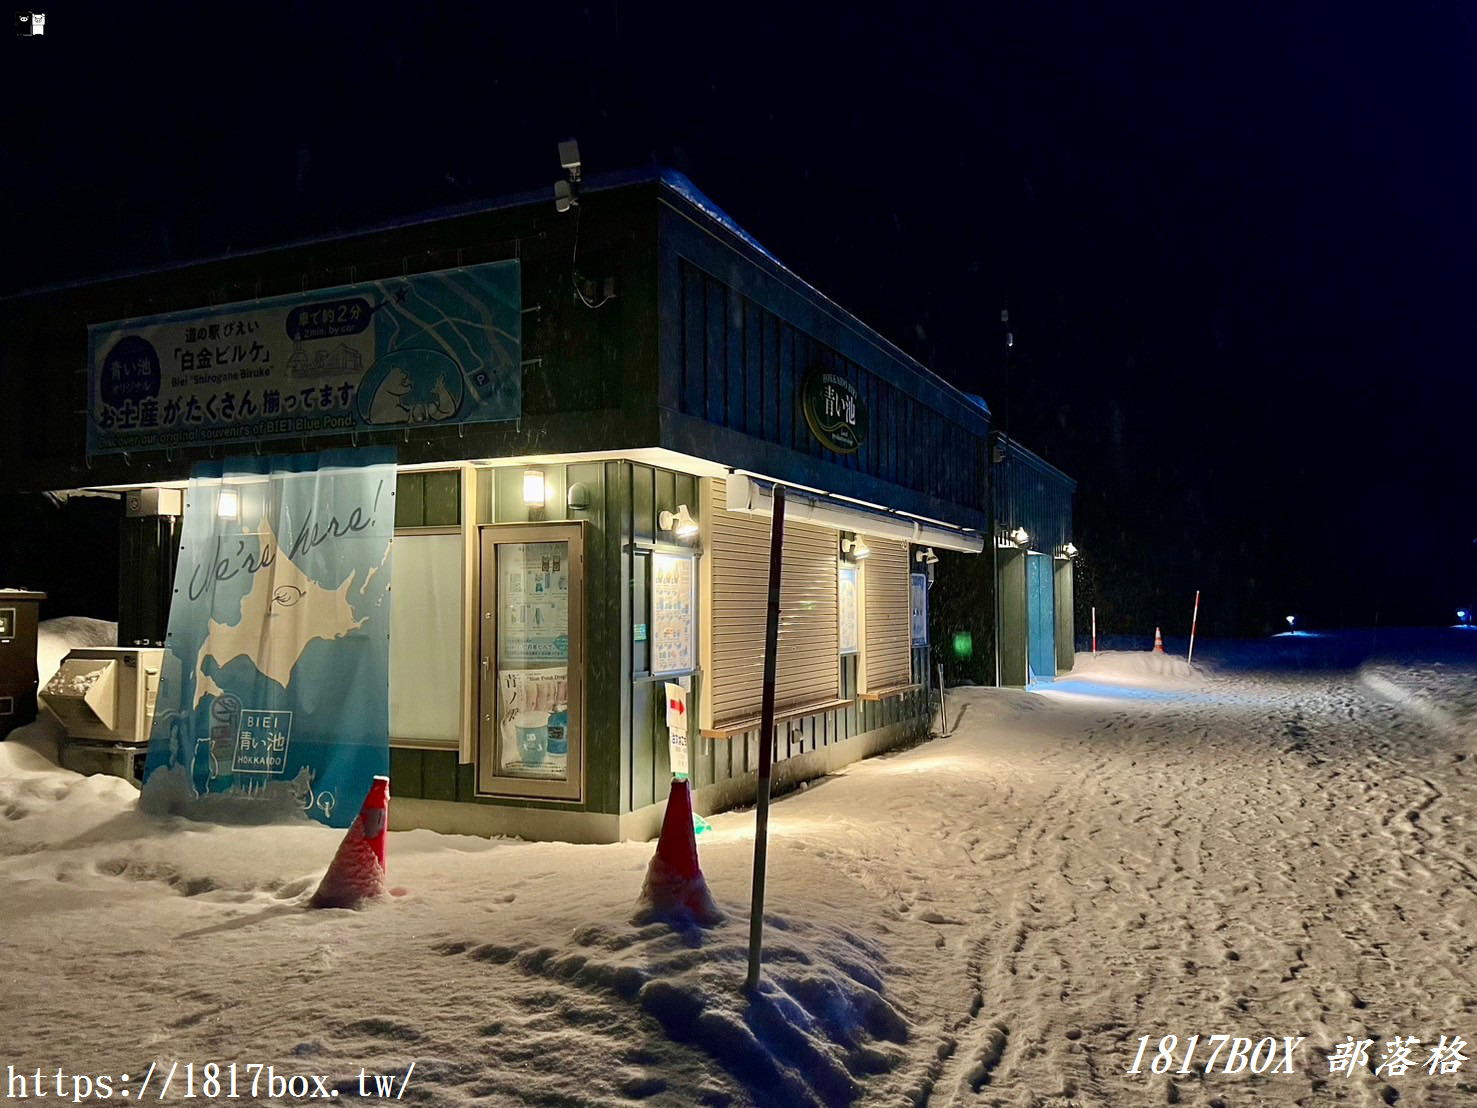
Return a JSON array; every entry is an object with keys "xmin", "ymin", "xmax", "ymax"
[
  {"xmin": 87, "ymin": 260, "xmax": 520, "ymax": 455},
  {"xmin": 140, "ymin": 448, "xmax": 395, "ymax": 827}
]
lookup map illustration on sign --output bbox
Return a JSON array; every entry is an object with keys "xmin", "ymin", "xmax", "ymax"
[
  {"xmin": 139, "ymin": 449, "xmax": 395, "ymax": 828},
  {"xmin": 191, "ymin": 517, "xmax": 368, "ymax": 709}
]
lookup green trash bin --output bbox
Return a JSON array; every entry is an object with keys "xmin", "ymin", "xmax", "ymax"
[{"xmin": 0, "ymin": 590, "xmax": 46, "ymax": 739}]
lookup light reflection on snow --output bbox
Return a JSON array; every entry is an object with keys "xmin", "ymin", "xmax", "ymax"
[{"xmin": 1033, "ymin": 679, "xmax": 1203, "ymax": 703}]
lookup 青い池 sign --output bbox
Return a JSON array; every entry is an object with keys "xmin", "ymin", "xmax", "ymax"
[
  {"xmin": 802, "ymin": 368, "xmax": 868, "ymax": 454},
  {"xmin": 86, "ymin": 261, "xmax": 522, "ymax": 456}
]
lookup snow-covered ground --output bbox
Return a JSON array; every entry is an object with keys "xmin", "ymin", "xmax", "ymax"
[{"xmin": 3, "ymin": 631, "xmax": 1476, "ymax": 1106}]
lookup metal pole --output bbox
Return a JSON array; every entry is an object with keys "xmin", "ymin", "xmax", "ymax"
[
  {"xmin": 936, "ymin": 663, "xmax": 948, "ymax": 735},
  {"xmin": 745, "ymin": 484, "xmax": 786, "ymax": 992},
  {"xmin": 1187, "ymin": 590, "xmax": 1201, "ymax": 663}
]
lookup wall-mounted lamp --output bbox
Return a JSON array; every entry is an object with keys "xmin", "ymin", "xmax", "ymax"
[
  {"xmin": 567, "ymin": 482, "xmax": 592, "ymax": 512},
  {"xmin": 522, "ymin": 469, "xmax": 546, "ymax": 506},
  {"xmin": 841, "ymin": 536, "xmax": 871, "ymax": 561},
  {"xmin": 659, "ymin": 504, "xmax": 700, "ymax": 537},
  {"xmin": 1063, "ymin": 542, "xmax": 1078, "ymax": 558},
  {"xmin": 217, "ymin": 488, "xmax": 239, "ymax": 520},
  {"xmin": 1010, "ymin": 526, "xmax": 1029, "ymax": 547},
  {"xmin": 914, "ymin": 547, "xmax": 939, "ymax": 564}
]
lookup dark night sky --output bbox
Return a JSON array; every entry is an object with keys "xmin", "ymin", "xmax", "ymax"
[{"xmin": 3, "ymin": 1, "xmax": 1474, "ymax": 636}]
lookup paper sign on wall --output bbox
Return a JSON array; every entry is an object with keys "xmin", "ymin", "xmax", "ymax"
[
  {"xmin": 664, "ymin": 681, "xmax": 689, "ymax": 776},
  {"xmin": 650, "ymin": 552, "xmax": 695, "ymax": 675},
  {"xmin": 911, "ymin": 572, "xmax": 930, "ymax": 647}
]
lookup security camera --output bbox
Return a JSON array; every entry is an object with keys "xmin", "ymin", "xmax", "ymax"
[
  {"xmin": 554, "ymin": 179, "xmax": 576, "ymax": 214},
  {"xmin": 558, "ymin": 138, "xmax": 582, "ymax": 182}
]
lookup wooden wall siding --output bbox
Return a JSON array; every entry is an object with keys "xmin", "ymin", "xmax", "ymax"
[
  {"xmin": 1054, "ymin": 558, "xmax": 1076, "ymax": 674},
  {"xmin": 392, "ymin": 458, "xmax": 628, "ymax": 816},
  {"xmin": 706, "ymin": 478, "xmax": 840, "ymax": 725},
  {"xmin": 860, "ymin": 538, "xmax": 913, "ymax": 692},
  {"xmin": 627, "ymin": 461, "xmax": 702, "ymax": 813},
  {"xmin": 997, "ymin": 548, "xmax": 1030, "ymax": 687},
  {"xmin": 674, "ymin": 259, "xmax": 984, "ymax": 513},
  {"xmin": 680, "ymin": 654, "xmax": 929, "ymax": 794},
  {"xmin": 4, "ymin": 183, "xmax": 662, "ymax": 494},
  {"xmin": 394, "ymin": 458, "xmax": 935, "ymax": 817},
  {"xmin": 994, "ymin": 449, "xmax": 1075, "ymax": 554},
  {"xmin": 394, "ymin": 470, "xmax": 460, "ymax": 528}
]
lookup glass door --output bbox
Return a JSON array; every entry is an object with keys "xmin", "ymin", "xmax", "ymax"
[{"xmin": 477, "ymin": 523, "xmax": 585, "ymax": 800}]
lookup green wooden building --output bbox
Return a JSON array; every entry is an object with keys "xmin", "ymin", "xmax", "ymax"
[{"xmin": 0, "ymin": 169, "xmax": 1075, "ymax": 840}]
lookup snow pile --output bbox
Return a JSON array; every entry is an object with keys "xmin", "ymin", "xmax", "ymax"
[
  {"xmin": 0, "ymin": 714, "xmax": 65, "ymax": 774},
  {"xmin": 2, "ymin": 745, "xmax": 915, "ymax": 1105},
  {"xmin": 6, "ymin": 630, "xmax": 1477, "ymax": 1105},
  {"xmin": 1059, "ymin": 648, "xmax": 1203, "ymax": 686},
  {"xmin": 634, "ymin": 778, "xmax": 724, "ymax": 929}
]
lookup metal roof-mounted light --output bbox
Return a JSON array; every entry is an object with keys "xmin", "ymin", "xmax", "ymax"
[
  {"xmin": 522, "ymin": 469, "xmax": 546, "ymax": 506},
  {"xmin": 554, "ymin": 138, "xmax": 581, "ymax": 213},
  {"xmin": 914, "ymin": 547, "xmax": 938, "ymax": 564},
  {"xmin": 659, "ymin": 504, "xmax": 700, "ymax": 538},
  {"xmin": 216, "ymin": 488, "xmax": 239, "ymax": 520},
  {"xmin": 1010, "ymin": 526, "xmax": 1029, "ymax": 547},
  {"xmin": 1064, "ymin": 542, "xmax": 1078, "ymax": 558},
  {"xmin": 842, "ymin": 536, "xmax": 871, "ymax": 561}
]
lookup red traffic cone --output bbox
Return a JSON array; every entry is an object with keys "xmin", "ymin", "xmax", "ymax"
[
  {"xmin": 309, "ymin": 776, "xmax": 390, "ymax": 909},
  {"xmin": 1153, "ymin": 627, "xmax": 1165, "ymax": 653},
  {"xmin": 634, "ymin": 778, "xmax": 722, "ymax": 927}
]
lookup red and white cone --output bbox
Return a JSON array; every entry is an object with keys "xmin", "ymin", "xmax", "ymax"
[
  {"xmin": 634, "ymin": 778, "xmax": 723, "ymax": 928},
  {"xmin": 1152, "ymin": 627, "xmax": 1165, "ymax": 654},
  {"xmin": 309, "ymin": 776, "xmax": 390, "ymax": 909}
]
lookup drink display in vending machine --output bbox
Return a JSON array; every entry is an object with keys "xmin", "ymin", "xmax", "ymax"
[{"xmin": 546, "ymin": 702, "xmax": 569, "ymax": 771}]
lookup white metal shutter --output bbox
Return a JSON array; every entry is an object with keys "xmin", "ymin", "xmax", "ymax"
[
  {"xmin": 860, "ymin": 538, "xmax": 912, "ymax": 692},
  {"xmin": 708, "ymin": 479, "xmax": 840, "ymax": 725}
]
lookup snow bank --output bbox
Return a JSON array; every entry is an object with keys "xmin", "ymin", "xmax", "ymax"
[
  {"xmin": 1059, "ymin": 649, "xmax": 1202, "ymax": 687},
  {"xmin": 8, "ymin": 630, "xmax": 1471, "ymax": 1104}
]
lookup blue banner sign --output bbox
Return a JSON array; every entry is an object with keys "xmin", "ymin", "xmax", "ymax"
[
  {"xmin": 87, "ymin": 261, "xmax": 521, "ymax": 455},
  {"xmin": 140, "ymin": 448, "xmax": 395, "ymax": 827}
]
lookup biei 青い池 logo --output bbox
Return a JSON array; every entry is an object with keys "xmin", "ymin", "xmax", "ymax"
[{"xmin": 802, "ymin": 367, "xmax": 869, "ymax": 454}]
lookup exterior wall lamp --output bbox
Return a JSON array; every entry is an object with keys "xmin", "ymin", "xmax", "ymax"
[
  {"xmin": 659, "ymin": 504, "xmax": 699, "ymax": 537},
  {"xmin": 522, "ymin": 469, "xmax": 546, "ymax": 506},
  {"xmin": 914, "ymin": 547, "xmax": 938, "ymax": 564},
  {"xmin": 1010, "ymin": 526, "xmax": 1029, "ymax": 547},
  {"xmin": 841, "ymin": 536, "xmax": 871, "ymax": 561}
]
